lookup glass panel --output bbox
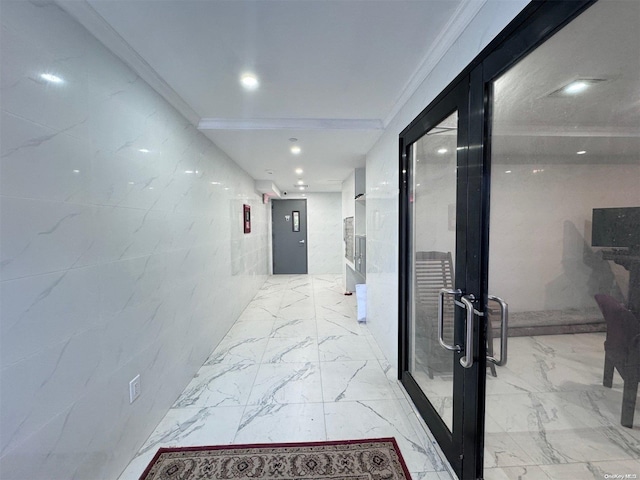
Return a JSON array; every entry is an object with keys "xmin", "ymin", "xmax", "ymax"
[
  {"xmin": 409, "ymin": 111, "xmax": 458, "ymax": 431},
  {"xmin": 292, "ymin": 211, "xmax": 300, "ymax": 232},
  {"xmin": 486, "ymin": 0, "xmax": 640, "ymax": 477}
]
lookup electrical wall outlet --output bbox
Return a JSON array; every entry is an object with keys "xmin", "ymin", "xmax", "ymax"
[{"xmin": 129, "ymin": 374, "xmax": 141, "ymax": 404}]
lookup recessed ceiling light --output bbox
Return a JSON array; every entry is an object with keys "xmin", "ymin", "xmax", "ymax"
[
  {"xmin": 240, "ymin": 73, "xmax": 259, "ymax": 90},
  {"xmin": 184, "ymin": 170, "xmax": 194, "ymax": 174},
  {"xmin": 40, "ymin": 73, "xmax": 63, "ymax": 84},
  {"xmin": 138, "ymin": 148, "xmax": 150, "ymax": 153},
  {"xmin": 72, "ymin": 169, "xmax": 80, "ymax": 173},
  {"xmin": 576, "ymin": 150, "xmax": 587, "ymax": 155},
  {"xmin": 299, "ymin": 186, "xmax": 305, "ymax": 190},
  {"xmin": 128, "ymin": 181, "xmax": 135, "ymax": 185},
  {"xmin": 548, "ymin": 78, "xmax": 606, "ymax": 97},
  {"xmin": 437, "ymin": 148, "xmax": 448, "ymax": 154},
  {"xmin": 211, "ymin": 181, "xmax": 221, "ymax": 185},
  {"xmin": 291, "ymin": 145, "xmax": 301, "ymax": 155},
  {"xmin": 297, "ymin": 180, "xmax": 304, "ymax": 185},
  {"xmin": 505, "ymin": 170, "xmax": 512, "ymax": 174},
  {"xmin": 295, "ymin": 168, "xmax": 303, "ymax": 175},
  {"xmin": 563, "ymin": 81, "xmax": 589, "ymax": 95}
]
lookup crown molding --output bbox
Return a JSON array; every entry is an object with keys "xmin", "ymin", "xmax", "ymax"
[
  {"xmin": 55, "ymin": 0, "xmax": 201, "ymax": 126},
  {"xmin": 198, "ymin": 118, "xmax": 384, "ymax": 131},
  {"xmin": 383, "ymin": 0, "xmax": 488, "ymax": 128},
  {"xmin": 495, "ymin": 126, "xmax": 640, "ymax": 137}
]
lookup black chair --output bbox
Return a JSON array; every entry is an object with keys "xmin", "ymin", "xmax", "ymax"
[
  {"xmin": 594, "ymin": 294, "xmax": 640, "ymax": 428},
  {"xmin": 415, "ymin": 251, "xmax": 455, "ymax": 379},
  {"xmin": 414, "ymin": 251, "xmax": 497, "ymax": 378}
]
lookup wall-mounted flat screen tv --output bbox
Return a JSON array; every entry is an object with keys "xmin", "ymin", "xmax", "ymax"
[{"xmin": 592, "ymin": 207, "xmax": 640, "ymax": 249}]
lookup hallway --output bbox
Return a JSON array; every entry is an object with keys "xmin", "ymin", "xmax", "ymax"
[{"xmin": 117, "ymin": 275, "xmax": 452, "ymax": 480}]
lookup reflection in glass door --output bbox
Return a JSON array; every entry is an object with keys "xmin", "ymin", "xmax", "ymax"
[
  {"xmin": 400, "ymin": 79, "xmax": 485, "ymax": 479},
  {"xmin": 484, "ymin": 0, "xmax": 640, "ymax": 478},
  {"xmin": 409, "ymin": 111, "xmax": 459, "ymax": 432}
]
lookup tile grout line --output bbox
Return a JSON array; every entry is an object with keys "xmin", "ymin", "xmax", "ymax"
[
  {"xmin": 312, "ymin": 275, "xmax": 331, "ymax": 441},
  {"xmin": 231, "ymin": 281, "xmax": 280, "ymax": 444}
]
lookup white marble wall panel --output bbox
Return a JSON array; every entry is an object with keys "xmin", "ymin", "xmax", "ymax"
[
  {"xmin": 306, "ymin": 193, "xmax": 343, "ymax": 274},
  {"xmin": 0, "ymin": 2, "xmax": 269, "ymax": 479},
  {"xmin": 489, "ymin": 163, "xmax": 640, "ymax": 312},
  {"xmin": 364, "ymin": 0, "xmax": 530, "ymax": 366}
]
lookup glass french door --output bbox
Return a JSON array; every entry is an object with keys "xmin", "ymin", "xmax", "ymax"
[
  {"xmin": 400, "ymin": 1, "xmax": 638, "ymax": 479},
  {"xmin": 481, "ymin": 0, "xmax": 640, "ymax": 478},
  {"xmin": 399, "ymin": 78, "xmax": 487, "ymax": 480}
]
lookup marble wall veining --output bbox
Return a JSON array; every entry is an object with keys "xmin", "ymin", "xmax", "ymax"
[
  {"xmin": 364, "ymin": 0, "xmax": 531, "ymax": 366},
  {"xmin": 0, "ymin": 2, "xmax": 269, "ymax": 479},
  {"xmin": 306, "ymin": 193, "xmax": 343, "ymax": 275}
]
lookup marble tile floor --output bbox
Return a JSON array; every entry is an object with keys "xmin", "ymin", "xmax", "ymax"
[
  {"xmin": 415, "ymin": 332, "xmax": 640, "ymax": 480},
  {"xmin": 117, "ymin": 274, "xmax": 453, "ymax": 480},
  {"xmin": 483, "ymin": 333, "xmax": 640, "ymax": 480}
]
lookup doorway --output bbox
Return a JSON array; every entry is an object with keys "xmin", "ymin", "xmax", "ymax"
[
  {"xmin": 272, "ymin": 199, "xmax": 308, "ymax": 274},
  {"xmin": 399, "ymin": 0, "xmax": 640, "ymax": 478}
]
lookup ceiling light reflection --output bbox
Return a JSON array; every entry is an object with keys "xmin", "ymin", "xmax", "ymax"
[
  {"xmin": 240, "ymin": 73, "xmax": 259, "ymax": 90},
  {"xmin": 563, "ymin": 81, "xmax": 588, "ymax": 95},
  {"xmin": 40, "ymin": 73, "xmax": 63, "ymax": 84}
]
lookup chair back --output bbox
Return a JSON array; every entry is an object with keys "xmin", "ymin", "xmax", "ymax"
[
  {"xmin": 595, "ymin": 294, "xmax": 640, "ymax": 360},
  {"xmin": 415, "ymin": 251, "xmax": 455, "ymax": 344},
  {"xmin": 415, "ymin": 251, "xmax": 454, "ymax": 310}
]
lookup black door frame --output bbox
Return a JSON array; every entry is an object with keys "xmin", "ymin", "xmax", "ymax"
[
  {"xmin": 398, "ymin": 1, "xmax": 595, "ymax": 478},
  {"xmin": 399, "ymin": 77, "xmax": 477, "ymax": 476}
]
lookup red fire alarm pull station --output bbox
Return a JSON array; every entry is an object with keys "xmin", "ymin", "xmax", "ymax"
[{"xmin": 243, "ymin": 204, "xmax": 251, "ymax": 233}]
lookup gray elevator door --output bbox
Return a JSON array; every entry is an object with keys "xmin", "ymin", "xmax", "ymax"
[{"xmin": 272, "ymin": 199, "xmax": 308, "ymax": 274}]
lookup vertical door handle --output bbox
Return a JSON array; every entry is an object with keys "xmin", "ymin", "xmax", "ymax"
[
  {"xmin": 487, "ymin": 295, "xmax": 508, "ymax": 367},
  {"xmin": 459, "ymin": 294, "xmax": 476, "ymax": 368},
  {"xmin": 438, "ymin": 288, "xmax": 462, "ymax": 352}
]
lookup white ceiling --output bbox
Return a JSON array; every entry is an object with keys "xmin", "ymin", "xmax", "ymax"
[
  {"xmin": 57, "ymin": 0, "xmax": 638, "ymax": 192},
  {"xmin": 58, "ymin": 0, "xmax": 482, "ymax": 193},
  {"xmin": 491, "ymin": 0, "xmax": 639, "ymax": 165}
]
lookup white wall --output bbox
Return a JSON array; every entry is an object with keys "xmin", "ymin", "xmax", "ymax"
[
  {"xmin": 365, "ymin": 0, "xmax": 531, "ymax": 366},
  {"xmin": 409, "ymin": 159, "xmax": 639, "ymax": 313},
  {"xmin": 341, "ymin": 171, "xmax": 356, "ymax": 285},
  {"xmin": 306, "ymin": 193, "xmax": 343, "ymax": 274},
  {"xmin": 0, "ymin": 2, "xmax": 269, "ymax": 479},
  {"xmin": 489, "ymin": 162, "xmax": 640, "ymax": 312}
]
